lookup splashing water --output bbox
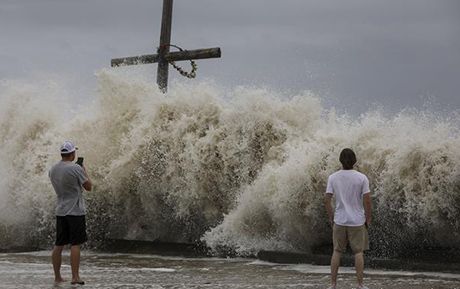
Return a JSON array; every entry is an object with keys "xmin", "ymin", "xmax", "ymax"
[{"xmin": 0, "ymin": 70, "xmax": 459, "ymax": 257}]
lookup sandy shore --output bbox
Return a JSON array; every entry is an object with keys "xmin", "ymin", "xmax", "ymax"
[{"xmin": 0, "ymin": 251, "xmax": 459, "ymax": 289}]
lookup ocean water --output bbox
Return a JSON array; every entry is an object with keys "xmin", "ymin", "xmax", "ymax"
[
  {"xmin": 0, "ymin": 251, "xmax": 459, "ymax": 289},
  {"xmin": 0, "ymin": 70, "xmax": 459, "ymax": 259}
]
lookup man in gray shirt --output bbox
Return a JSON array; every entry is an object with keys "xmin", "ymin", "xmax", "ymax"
[{"xmin": 49, "ymin": 141, "xmax": 92, "ymax": 285}]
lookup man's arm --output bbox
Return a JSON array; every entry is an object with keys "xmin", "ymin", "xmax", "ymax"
[
  {"xmin": 363, "ymin": 193, "xmax": 372, "ymax": 226},
  {"xmin": 324, "ymin": 193, "xmax": 334, "ymax": 227},
  {"xmin": 82, "ymin": 166, "xmax": 92, "ymax": 192}
]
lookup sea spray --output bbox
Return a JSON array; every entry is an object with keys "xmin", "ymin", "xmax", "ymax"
[
  {"xmin": 203, "ymin": 111, "xmax": 460, "ymax": 256},
  {"xmin": 0, "ymin": 79, "xmax": 64, "ymax": 248},
  {"xmin": 0, "ymin": 70, "xmax": 459, "ymax": 257}
]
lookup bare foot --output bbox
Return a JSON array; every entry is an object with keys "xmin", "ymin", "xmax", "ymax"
[
  {"xmin": 54, "ymin": 277, "xmax": 65, "ymax": 283},
  {"xmin": 71, "ymin": 279, "xmax": 85, "ymax": 285}
]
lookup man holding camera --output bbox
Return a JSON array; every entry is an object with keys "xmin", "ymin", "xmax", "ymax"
[
  {"xmin": 49, "ymin": 141, "xmax": 92, "ymax": 285},
  {"xmin": 324, "ymin": 148, "xmax": 372, "ymax": 289}
]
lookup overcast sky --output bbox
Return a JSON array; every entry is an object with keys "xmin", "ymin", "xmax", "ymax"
[{"xmin": 1, "ymin": 0, "xmax": 459, "ymax": 115}]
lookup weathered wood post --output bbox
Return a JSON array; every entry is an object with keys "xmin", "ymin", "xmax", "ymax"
[
  {"xmin": 111, "ymin": 0, "xmax": 221, "ymax": 93},
  {"xmin": 157, "ymin": 0, "xmax": 173, "ymax": 93}
]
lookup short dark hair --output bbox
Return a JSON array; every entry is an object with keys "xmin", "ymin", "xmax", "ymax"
[
  {"xmin": 61, "ymin": 151, "xmax": 75, "ymax": 158},
  {"xmin": 339, "ymin": 148, "xmax": 356, "ymax": 170}
]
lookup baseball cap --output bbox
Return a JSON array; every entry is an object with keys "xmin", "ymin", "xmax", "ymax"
[{"xmin": 60, "ymin": 141, "xmax": 78, "ymax": 154}]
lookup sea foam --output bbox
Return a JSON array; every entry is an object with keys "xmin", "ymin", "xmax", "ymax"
[{"xmin": 0, "ymin": 70, "xmax": 458, "ymax": 257}]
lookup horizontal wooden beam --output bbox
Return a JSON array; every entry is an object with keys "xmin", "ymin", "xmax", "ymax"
[
  {"xmin": 111, "ymin": 47, "xmax": 221, "ymax": 67},
  {"xmin": 166, "ymin": 47, "xmax": 221, "ymax": 62},
  {"xmin": 111, "ymin": 54, "xmax": 158, "ymax": 67}
]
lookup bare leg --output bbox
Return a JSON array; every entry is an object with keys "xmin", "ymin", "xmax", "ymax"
[
  {"xmin": 330, "ymin": 250, "xmax": 341, "ymax": 288},
  {"xmin": 355, "ymin": 252, "xmax": 365, "ymax": 287},
  {"xmin": 70, "ymin": 245, "xmax": 82, "ymax": 283},
  {"xmin": 52, "ymin": 246, "xmax": 65, "ymax": 282}
]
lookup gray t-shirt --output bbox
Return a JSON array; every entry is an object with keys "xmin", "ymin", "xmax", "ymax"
[{"xmin": 49, "ymin": 161, "xmax": 88, "ymax": 216}]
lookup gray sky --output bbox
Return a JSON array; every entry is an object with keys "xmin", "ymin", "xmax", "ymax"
[{"xmin": 1, "ymin": 0, "xmax": 459, "ymax": 115}]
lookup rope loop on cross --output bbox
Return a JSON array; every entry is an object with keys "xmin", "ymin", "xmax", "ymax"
[{"xmin": 159, "ymin": 44, "xmax": 197, "ymax": 79}]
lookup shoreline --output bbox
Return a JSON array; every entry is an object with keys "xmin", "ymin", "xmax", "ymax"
[{"xmin": 2, "ymin": 239, "xmax": 460, "ymax": 274}]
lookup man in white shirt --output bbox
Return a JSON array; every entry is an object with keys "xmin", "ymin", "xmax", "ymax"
[{"xmin": 324, "ymin": 148, "xmax": 372, "ymax": 289}]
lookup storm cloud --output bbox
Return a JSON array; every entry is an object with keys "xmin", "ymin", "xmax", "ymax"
[{"xmin": 1, "ymin": 0, "xmax": 459, "ymax": 114}]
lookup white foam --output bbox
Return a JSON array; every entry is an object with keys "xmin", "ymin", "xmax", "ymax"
[
  {"xmin": 248, "ymin": 261, "xmax": 460, "ymax": 280},
  {"xmin": 273, "ymin": 264, "xmax": 460, "ymax": 280},
  {"xmin": 0, "ymin": 69, "xmax": 459, "ymax": 258}
]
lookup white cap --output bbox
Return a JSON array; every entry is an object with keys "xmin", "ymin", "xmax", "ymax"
[{"xmin": 60, "ymin": 141, "xmax": 78, "ymax": 154}]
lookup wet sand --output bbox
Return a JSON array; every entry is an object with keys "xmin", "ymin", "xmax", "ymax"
[{"xmin": 0, "ymin": 251, "xmax": 459, "ymax": 289}]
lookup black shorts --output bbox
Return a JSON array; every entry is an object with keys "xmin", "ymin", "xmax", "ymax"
[{"xmin": 55, "ymin": 215, "xmax": 87, "ymax": 246}]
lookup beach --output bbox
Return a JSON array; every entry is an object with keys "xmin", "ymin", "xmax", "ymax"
[{"xmin": 1, "ymin": 251, "xmax": 459, "ymax": 289}]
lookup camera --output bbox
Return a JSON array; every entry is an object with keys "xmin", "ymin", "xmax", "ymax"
[{"xmin": 76, "ymin": 157, "xmax": 84, "ymax": 166}]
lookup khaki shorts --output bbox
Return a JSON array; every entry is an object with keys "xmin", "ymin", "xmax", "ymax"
[{"xmin": 333, "ymin": 224, "xmax": 369, "ymax": 254}]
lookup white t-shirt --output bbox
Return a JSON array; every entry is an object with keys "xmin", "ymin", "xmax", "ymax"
[{"xmin": 326, "ymin": 170, "xmax": 370, "ymax": 226}]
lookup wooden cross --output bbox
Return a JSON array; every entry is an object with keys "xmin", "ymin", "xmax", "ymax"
[{"xmin": 111, "ymin": 0, "xmax": 221, "ymax": 93}]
